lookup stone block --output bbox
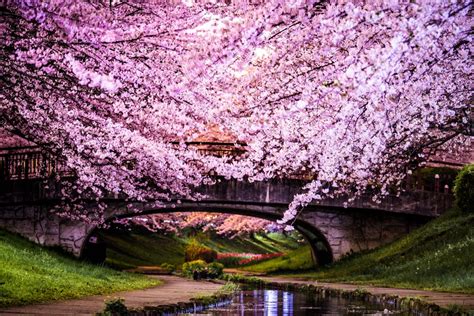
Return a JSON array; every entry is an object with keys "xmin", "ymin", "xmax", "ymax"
[
  {"xmin": 43, "ymin": 234, "xmax": 59, "ymax": 246},
  {"xmin": 11, "ymin": 219, "xmax": 35, "ymax": 235},
  {"xmin": 326, "ymin": 228, "xmax": 346, "ymax": 239},
  {"xmin": 0, "ymin": 209, "xmax": 17, "ymax": 219},
  {"xmin": 60, "ymin": 223, "xmax": 91, "ymax": 244},
  {"xmin": 23, "ymin": 207, "xmax": 36, "ymax": 218},
  {"xmin": 340, "ymin": 240, "xmax": 358, "ymax": 254},
  {"xmin": 33, "ymin": 221, "xmax": 45, "ymax": 235},
  {"xmin": 330, "ymin": 215, "xmax": 351, "ymax": 226},
  {"xmin": 34, "ymin": 233, "xmax": 46, "ymax": 245}
]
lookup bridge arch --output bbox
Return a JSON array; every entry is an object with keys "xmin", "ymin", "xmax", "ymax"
[{"xmin": 80, "ymin": 205, "xmax": 334, "ymax": 267}]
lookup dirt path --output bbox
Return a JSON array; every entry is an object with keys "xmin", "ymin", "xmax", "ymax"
[
  {"xmin": 260, "ymin": 276, "xmax": 474, "ymax": 310},
  {"xmin": 0, "ymin": 275, "xmax": 223, "ymax": 316}
]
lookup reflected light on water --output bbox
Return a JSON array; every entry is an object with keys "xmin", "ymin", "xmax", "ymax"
[
  {"xmin": 264, "ymin": 290, "xmax": 278, "ymax": 316},
  {"xmin": 199, "ymin": 288, "xmax": 401, "ymax": 315},
  {"xmin": 283, "ymin": 291, "xmax": 294, "ymax": 315}
]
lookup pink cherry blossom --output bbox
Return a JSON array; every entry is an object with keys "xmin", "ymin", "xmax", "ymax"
[{"xmin": 1, "ymin": 0, "xmax": 472, "ymax": 227}]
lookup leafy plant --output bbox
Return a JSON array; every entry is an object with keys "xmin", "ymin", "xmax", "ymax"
[
  {"xmin": 181, "ymin": 260, "xmax": 223, "ymax": 279},
  {"xmin": 207, "ymin": 262, "xmax": 224, "ymax": 278},
  {"xmin": 182, "ymin": 260, "xmax": 207, "ymax": 278},
  {"xmin": 98, "ymin": 298, "xmax": 128, "ymax": 316},
  {"xmin": 184, "ymin": 241, "xmax": 217, "ymax": 263}
]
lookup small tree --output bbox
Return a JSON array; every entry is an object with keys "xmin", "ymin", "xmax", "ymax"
[
  {"xmin": 184, "ymin": 241, "xmax": 217, "ymax": 263},
  {"xmin": 454, "ymin": 164, "xmax": 474, "ymax": 213}
]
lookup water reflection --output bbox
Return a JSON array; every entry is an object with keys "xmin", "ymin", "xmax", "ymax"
[
  {"xmin": 282, "ymin": 291, "xmax": 293, "ymax": 315},
  {"xmin": 202, "ymin": 288, "xmax": 402, "ymax": 315},
  {"xmin": 264, "ymin": 290, "xmax": 278, "ymax": 316}
]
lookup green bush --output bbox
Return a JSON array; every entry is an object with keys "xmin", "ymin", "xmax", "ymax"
[
  {"xmin": 181, "ymin": 260, "xmax": 223, "ymax": 279},
  {"xmin": 184, "ymin": 241, "xmax": 217, "ymax": 263},
  {"xmin": 98, "ymin": 298, "xmax": 128, "ymax": 316},
  {"xmin": 454, "ymin": 164, "xmax": 474, "ymax": 213},
  {"xmin": 182, "ymin": 259, "xmax": 207, "ymax": 278},
  {"xmin": 207, "ymin": 262, "xmax": 224, "ymax": 278}
]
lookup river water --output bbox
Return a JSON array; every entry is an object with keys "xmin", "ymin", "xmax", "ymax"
[{"xmin": 199, "ymin": 288, "xmax": 407, "ymax": 315}]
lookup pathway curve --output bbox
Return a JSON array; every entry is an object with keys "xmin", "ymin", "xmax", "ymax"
[
  {"xmin": 0, "ymin": 275, "xmax": 223, "ymax": 316},
  {"xmin": 260, "ymin": 276, "xmax": 474, "ymax": 310}
]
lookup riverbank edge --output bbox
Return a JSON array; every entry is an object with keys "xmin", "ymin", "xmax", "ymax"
[
  {"xmin": 97, "ymin": 279, "xmax": 235, "ymax": 316},
  {"xmin": 221, "ymin": 274, "xmax": 474, "ymax": 315},
  {"xmin": 118, "ymin": 293, "xmax": 233, "ymax": 315}
]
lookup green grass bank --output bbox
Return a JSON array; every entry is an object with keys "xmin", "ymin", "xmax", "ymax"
[
  {"xmin": 0, "ymin": 229, "xmax": 160, "ymax": 307},
  {"xmin": 241, "ymin": 245, "xmax": 314, "ymax": 273},
  {"xmin": 248, "ymin": 210, "xmax": 474, "ymax": 293}
]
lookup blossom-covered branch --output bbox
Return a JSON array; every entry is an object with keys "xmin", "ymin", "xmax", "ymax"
[{"xmin": 1, "ymin": 0, "xmax": 472, "ymax": 225}]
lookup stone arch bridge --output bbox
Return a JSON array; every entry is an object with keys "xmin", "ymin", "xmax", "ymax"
[{"xmin": 0, "ymin": 146, "xmax": 454, "ymax": 265}]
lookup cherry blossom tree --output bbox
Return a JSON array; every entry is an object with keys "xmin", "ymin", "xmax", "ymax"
[
  {"xmin": 1, "ymin": 0, "xmax": 218, "ymax": 221},
  {"xmin": 1, "ymin": 0, "xmax": 472, "ymax": 226},
  {"xmin": 188, "ymin": 0, "xmax": 473, "ymax": 223}
]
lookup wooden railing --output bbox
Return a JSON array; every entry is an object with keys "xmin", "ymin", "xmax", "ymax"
[
  {"xmin": 0, "ymin": 148, "xmax": 67, "ymax": 181},
  {"xmin": 0, "ymin": 144, "xmax": 459, "ymax": 196},
  {"xmin": 0, "ymin": 142, "xmax": 246, "ymax": 181}
]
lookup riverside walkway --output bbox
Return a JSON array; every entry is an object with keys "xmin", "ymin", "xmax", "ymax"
[{"xmin": 0, "ymin": 275, "xmax": 223, "ymax": 315}]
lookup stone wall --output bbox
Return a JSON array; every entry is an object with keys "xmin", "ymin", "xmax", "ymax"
[
  {"xmin": 0, "ymin": 203, "xmax": 93, "ymax": 257},
  {"xmin": 302, "ymin": 209, "xmax": 425, "ymax": 259}
]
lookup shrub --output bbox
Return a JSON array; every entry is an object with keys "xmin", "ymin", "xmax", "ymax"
[
  {"xmin": 454, "ymin": 164, "xmax": 474, "ymax": 213},
  {"xmin": 207, "ymin": 262, "xmax": 224, "ymax": 278},
  {"xmin": 182, "ymin": 259, "xmax": 207, "ymax": 278},
  {"xmin": 184, "ymin": 241, "xmax": 217, "ymax": 263},
  {"xmin": 181, "ymin": 260, "xmax": 223, "ymax": 279},
  {"xmin": 99, "ymin": 298, "xmax": 128, "ymax": 316}
]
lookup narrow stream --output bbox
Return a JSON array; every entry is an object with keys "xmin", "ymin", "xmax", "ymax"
[{"xmin": 195, "ymin": 288, "xmax": 407, "ymax": 315}]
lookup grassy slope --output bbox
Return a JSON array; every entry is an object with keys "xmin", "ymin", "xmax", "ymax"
[
  {"xmin": 102, "ymin": 233, "xmax": 187, "ymax": 269},
  {"xmin": 242, "ymin": 245, "xmax": 314, "ymax": 273},
  {"xmin": 0, "ymin": 229, "xmax": 160, "ymax": 307},
  {"xmin": 201, "ymin": 232, "xmax": 301, "ymax": 254},
  {"xmin": 285, "ymin": 210, "xmax": 474, "ymax": 293},
  {"xmin": 101, "ymin": 230, "xmax": 303, "ymax": 269}
]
